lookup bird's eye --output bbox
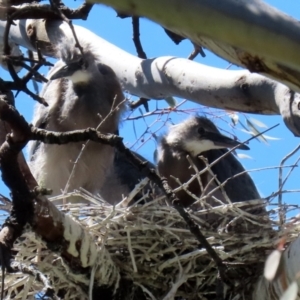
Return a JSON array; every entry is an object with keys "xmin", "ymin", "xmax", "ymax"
[
  {"xmin": 78, "ymin": 58, "xmax": 84, "ymax": 65},
  {"xmin": 78, "ymin": 58, "xmax": 88, "ymax": 69},
  {"xmin": 198, "ymin": 127, "xmax": 205, "ymax": 135}
]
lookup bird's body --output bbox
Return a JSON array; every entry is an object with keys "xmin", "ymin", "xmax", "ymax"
[
  {"xmin": 100, "ymin": 149, "xmax": 161, "ymax": 205},
  {"xmin": 29, "ymin": 43, "xmax": 125, "ymax": 203},
  {"xmin": 157, "ymin": 116, "xmax": 260, "ymax": 209}
]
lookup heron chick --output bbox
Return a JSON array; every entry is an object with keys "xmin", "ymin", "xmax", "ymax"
[
  {"xmin": 157, "ymin": 116, "xmax": 260, "ymax": 208},
  {"xmin": 29, "ymin": 41, "xmax": 125, "ymax": 204}
]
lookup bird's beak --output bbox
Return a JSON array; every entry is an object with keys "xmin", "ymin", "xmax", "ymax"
[
  {"xmin": 50, "ymin": 64, "xmax": 78, "ymax": 80},
  {"xmin": 204, "ymin": 131, "xmax": 249, "ymax": 150}
]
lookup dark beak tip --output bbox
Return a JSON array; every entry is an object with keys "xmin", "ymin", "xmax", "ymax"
[
  {"xmin": 49, "ymin": 75, "xmax": 57, "ymax": 81},
  {"xmin": 49, "ymin": 65, "xmax": 72, "ymax": 80},
  {"xmin": 49, "ymin": 72, "xmax": 63, "ymax": 81},
  {"xmin": 239, "ymin": 144, "xmax": 250, "ymax": 150}
]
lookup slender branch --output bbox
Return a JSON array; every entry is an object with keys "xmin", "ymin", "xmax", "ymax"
[
  {"xmin": 6, "ymin": 60, "xmax": 47, "ymax": 105},
  {"xmin": 132, "ymin": 17, "xmax": 147, "ymax": 59},
  {"xmin": 188, "ymin": 43, "xmax": 205, "ymax": 60},
  {"xmin": 49, "ymin": 0, "xmax": 85, "ymax": 56},
  {"xmin": 129, "ymin": 97, "xmax": 150, "ymax": 111}
]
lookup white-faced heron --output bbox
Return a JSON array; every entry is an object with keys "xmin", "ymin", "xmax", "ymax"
[
  {"xmin": 157, "ymin": 116, "xmax": 260, "ymax": 208},
  {"xmin": 29, "ymin": 41, "xmax": 126, "ymax": 204}
]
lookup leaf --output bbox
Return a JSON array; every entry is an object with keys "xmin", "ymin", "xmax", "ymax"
[
  {"xmin": 249, "ymin": 117, "xmax": 268, "ymax": 128},
  {"xmin": 236, "ymin": 153, "xmax": 253, "ymax": 160},
  {"xmin": 280, "ymin": 281, "xmax": 298, "ymax": 300},
  {"xmin": 262, "ymin": 134, "xmax": 281, "ymax": 141},
  {"xmin": 240, "ymin": 128, "xmax": 256, "ymax": 136},
  {"xmin": 164, "ymin": 96, "xmax": 177, "ymax": 107},
  {"xmin": 264, "ymin": 250, "xmax": 282, "ymax": 281},
  {"xmin": 246, "ymin": 118, "xmax": 269, "ymax": 145}
]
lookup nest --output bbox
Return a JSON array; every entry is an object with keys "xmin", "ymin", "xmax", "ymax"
[{"xmin": 2, "ymin": 190, "xmax": 298, "ymax": 300}]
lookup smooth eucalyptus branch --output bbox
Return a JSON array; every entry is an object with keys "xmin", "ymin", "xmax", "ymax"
[
  {"xmin": 94, "ymin": 0, "xmax": 300, "ymax": 92},
  {"xmin": 3, "ymin": 19, "xmax": 300, "ymax": 135}
]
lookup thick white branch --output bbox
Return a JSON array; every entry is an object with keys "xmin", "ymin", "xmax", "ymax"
[
  {"xmin": 0, "ymin": 19, "xmax": 287, "ymax": 113},
  {"xmin": 2, "ymin": 19, "xmax": 300, "ymax": 135},
  {"xmin": 95, "ymin": 0, "xmax": 300, "ymax": 92}
]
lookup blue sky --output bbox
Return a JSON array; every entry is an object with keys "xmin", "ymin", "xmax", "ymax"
[{"xmin": 1, "ymin": 0, "xmax": 300, "ymax": 219}]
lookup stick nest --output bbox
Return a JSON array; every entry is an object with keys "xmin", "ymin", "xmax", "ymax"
[{"xmin": 2, "ymin": 192, "xmax": 298, "ymax": 300}]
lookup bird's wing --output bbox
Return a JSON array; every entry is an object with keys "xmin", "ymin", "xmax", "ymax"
[
  {"xmin": 114, "ymin": 149, "xmax": 155, "ymax": 190},
  {"xmin": 205, "ymin": 149, "xmax": 261, "ymax": 201}
]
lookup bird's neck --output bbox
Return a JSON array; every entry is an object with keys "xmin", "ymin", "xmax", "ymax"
[
  {"xmin": 182, "ymin": 139, "xmax": 219, "ymax": 157},
  {"xmin": 69, "ymin": 70, "xmax": 92, "ymax": 84},
  {"xmin": 165, "ymin": 131, "xmax": 210, "ymax": 157}
]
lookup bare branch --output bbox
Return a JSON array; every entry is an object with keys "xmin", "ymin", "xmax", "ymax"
[{"xmin": 132, "ymin": 16, "xmax": 147, "ymax": 59}]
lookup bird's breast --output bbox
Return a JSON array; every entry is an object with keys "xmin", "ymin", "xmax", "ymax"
[{"xmin": 30, "ymin": 142, "xmax": 114, "ymax": 201}]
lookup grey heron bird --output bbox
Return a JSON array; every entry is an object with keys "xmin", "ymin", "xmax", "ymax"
[
  {"xmin": 157, "ymin": 116, "xmax": 260, "ymax": 209},
  {"xmin": 29, "ymin": 41, "xmax": 126, "ymax": 204}
]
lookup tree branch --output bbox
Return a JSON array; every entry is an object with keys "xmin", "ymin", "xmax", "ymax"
[
  {"xmin": 94, "ymin": 0, "xmax": 300, "ymax": 92},
  {"xmin": 2, "ymin": 19, "xmax": 300, "ymax": 134}
]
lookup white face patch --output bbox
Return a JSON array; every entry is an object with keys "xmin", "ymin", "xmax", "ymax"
[
  {"xmin": 165, "ymin": 128, "xmax": 181, "ymax": 145},
  {"xmin": 183, "ymin": 139, "xmax": 228, "ymax": 156},
  {"xmin": 69, "ymin": 70, "xmax": 91, "ymax": 84}
]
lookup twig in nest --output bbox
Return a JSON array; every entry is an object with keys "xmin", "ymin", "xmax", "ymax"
[
  {"xmin": 132, "ymin": 17, "xmax": 147, "ymax": 59},
  {"xmin": 9, "ymin": 262, "xmax": 58, "ymax": 300}
]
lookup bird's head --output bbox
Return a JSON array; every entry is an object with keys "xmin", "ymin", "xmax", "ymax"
[
  {"xmin": 165, "ymin": 116, "xmax": 249, "ymax": 156},
  {"xmin": 50, "ymin": 45, "xmax": 95, "ymax": 84}
]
